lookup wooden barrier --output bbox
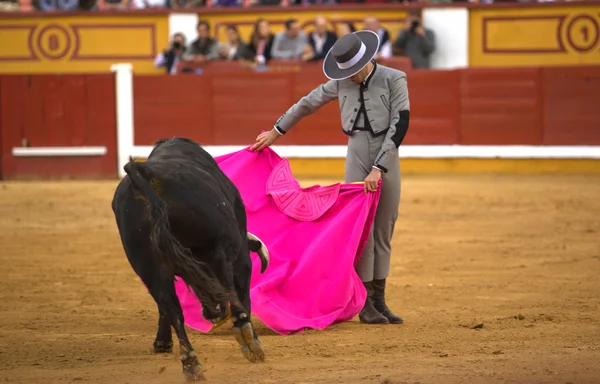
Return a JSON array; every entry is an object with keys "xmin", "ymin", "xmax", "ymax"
[
  {"xmin": 1, "ymin": 64, "xmax": 600, "ymax": 179},
  {"xmin": 541, "ymin": 66, "xmax": 600, "ymax": 145},
  {"xmin": 459, "ymin": 68, "xmax": 544, "ymax": 145},
  {"xmin": 0, "ymin": 74, "xmax": 117, "ymax": 180},
  {"xmin": 175, "ymin": 57, "xmax": 413, "ymax": 75},
  {"xmin": 132, "ymin": 64, "xmax": 600, "ymax": 147}
]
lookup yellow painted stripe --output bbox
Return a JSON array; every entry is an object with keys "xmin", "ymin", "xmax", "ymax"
[{"xmin": 288, "ymin": 159, "xmax": 600, "ymax": 177}]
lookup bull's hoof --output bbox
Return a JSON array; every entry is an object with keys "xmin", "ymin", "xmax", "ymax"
[
  {"xmin": 183, "ymin": 364, "xmax": 205, "ymax": 382},
  {"xmin": 153, "ymin": 340, "xmax": 173, "ymax": 354},
  {"xmin": 233, "ymin": 322, "xmax": 265, "ymax": 363},
  {"xmin": 181, "ymin": 353, "xmax": 205, "ymax": 382}
]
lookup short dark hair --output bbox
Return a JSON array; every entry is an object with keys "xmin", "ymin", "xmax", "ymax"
[
  {"xmin": 284, "ymin": 18, "xmax": 297, "ymax": 30},
  {"xmin": 197, "ymin": 20, "xmax": 210, "ymax": 30}
]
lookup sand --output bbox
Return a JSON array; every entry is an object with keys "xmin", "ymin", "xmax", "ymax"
[{"xmin": 1, "ymin": 175, "xmax": 599, "ymax": 384}]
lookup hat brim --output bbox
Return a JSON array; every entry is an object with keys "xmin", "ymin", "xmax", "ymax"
[{"xmin": 322, "ymin": 30, "xmax": 380, "ymax": 81}]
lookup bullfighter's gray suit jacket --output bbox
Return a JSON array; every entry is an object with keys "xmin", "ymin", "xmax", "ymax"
[
  {"xmin": 273, "ymin": 61, "xmax": 410, "ymax": 173},
  {"xmin": 272, "ymin": 61, "xmax": 410, "ymax": 282}
]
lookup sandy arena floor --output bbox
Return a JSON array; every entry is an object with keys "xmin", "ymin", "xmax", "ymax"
[{"xmin": 1, "ymin": 175, "xmax": 599, "ymax": 384}]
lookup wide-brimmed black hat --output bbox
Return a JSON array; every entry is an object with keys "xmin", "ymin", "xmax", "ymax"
[{"xmin": 323, "ymin": 30, "xmax": 380, "ymax": 81}]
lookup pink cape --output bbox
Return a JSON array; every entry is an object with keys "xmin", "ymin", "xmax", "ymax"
[{"xmin": 174, "ymin": 146, "xmax": 381, "ymax": 335}]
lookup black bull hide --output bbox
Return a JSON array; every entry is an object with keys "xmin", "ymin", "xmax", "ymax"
[{"xmin": 111, "ymin": 137, "xmax": 269, "ymax": 381}]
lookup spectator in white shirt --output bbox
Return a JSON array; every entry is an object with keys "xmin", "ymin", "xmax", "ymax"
[
  {"xmin": 304, "ymin": 15, "xmax": 338, "ymax": 61},
  {"xmin": 130, "ymin": 0, "xmax": 167, "ymax": 7}
]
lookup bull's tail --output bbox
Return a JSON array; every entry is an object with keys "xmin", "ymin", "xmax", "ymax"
[{"xmin": 123, "ymin": 159, "xmax": 228, "ymax": 308}]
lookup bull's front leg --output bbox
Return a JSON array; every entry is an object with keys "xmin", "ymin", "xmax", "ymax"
[
  {"xmin": 231, "ymin": 310, "xmax": 265, "ymax": 364},
  {"xmin": 231, "ymin": 252, "xmax": 265, "ymax": 364},
  {"xmin": 207, "ymin": 243, "xmax": 266, "ymax": 364}
]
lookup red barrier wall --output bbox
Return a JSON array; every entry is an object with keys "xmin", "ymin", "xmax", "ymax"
[
  {"xmin": 459, "ymin": 68, "xmax": 544, "ymax": 145},
  {"xmin": 0, "ymin": 74, "xmax": 117, "ymax": 180},
  {"xmin": 1, "ymin": 65, "xmax": 599, "ymax": 180},
  {"xmin": 132, "ymin": 65, "xmax": 600, "ymax": 148},
  {"xmin": 541, "ymin": 66, "xmax": 600, "ymax": 145}
]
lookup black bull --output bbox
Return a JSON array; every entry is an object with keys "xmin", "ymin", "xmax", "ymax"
[{"xmin": 111, "ymin": 137, "xmax": 269, "ymax": 381}]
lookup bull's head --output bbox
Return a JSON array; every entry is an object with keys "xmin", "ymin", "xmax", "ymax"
[{"xmin": 247, "ymin": 232, "xmax": 269, "ymax": 273}]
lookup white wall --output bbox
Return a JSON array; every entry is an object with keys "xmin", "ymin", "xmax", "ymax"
[
  {"xmin": 169, "ymin": 13, "xmax": 199, "ymax": 45},
  {"xmin": 422, "ymin": 7, "xmax": 470, "ymax": 69}
]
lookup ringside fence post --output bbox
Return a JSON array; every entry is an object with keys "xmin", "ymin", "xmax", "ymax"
[{"xmin": 111, "ymin": 63, "xmax": 134, "ymax": 179}]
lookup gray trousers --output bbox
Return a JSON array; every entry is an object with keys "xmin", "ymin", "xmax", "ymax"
[{"xmin": 344, "ymin": 131, "xmax": 401, "ymax": 282}]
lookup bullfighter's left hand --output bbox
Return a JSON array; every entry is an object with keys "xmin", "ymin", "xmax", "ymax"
[
  {"xmin": 364, "ymin": 168, "xmax": 382, "ymax": 194},
  {"xmin": 251, "ymin": 129, "xmax": 280, "ymax": 152}
]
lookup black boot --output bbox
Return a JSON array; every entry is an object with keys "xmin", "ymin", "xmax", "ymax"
[
  {"xmin": 359, "ymin": 281, "xmax": 389, "ymax": 324},
  {"xmin": 372, "ymin": 278, "xmax": 404, "ymax": 324}
]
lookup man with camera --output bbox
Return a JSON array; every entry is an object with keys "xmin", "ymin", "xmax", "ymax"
[
  {"xmin": 394, "ymin": 10, "xmax": 435, "ymax": 69},
  {"xmin": 154, "ymin": 33, "xmax": 188, "ymax": 75}
]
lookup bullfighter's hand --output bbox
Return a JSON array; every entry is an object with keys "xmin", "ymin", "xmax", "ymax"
[
  {"xmin": 251, "ymin": 129, "xmax": 280, "ymax": 151},
  {"xmin": 364, "ymin": 168, "xmax": 382, "ymax": 194}
]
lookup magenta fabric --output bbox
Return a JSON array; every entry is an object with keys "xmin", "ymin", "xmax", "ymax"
[{"xmin": 173, "ymin": 146, "xmax": 381, "ymax": 335}]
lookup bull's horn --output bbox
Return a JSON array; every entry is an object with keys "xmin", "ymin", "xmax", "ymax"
[{"xmin": 247, "ymin": 232, "xmax": 269, "ymax": 273}]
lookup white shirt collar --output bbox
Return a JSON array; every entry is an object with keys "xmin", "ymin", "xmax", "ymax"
[{"xmin": 362, "ymin": 61, "xmax": 375, "ymax": 85}]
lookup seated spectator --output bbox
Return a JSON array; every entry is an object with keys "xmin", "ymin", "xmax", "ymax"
[
  {"xmin": 289, "ymin": 0, "xmax": 335, "ymax": 4},
  {"xmin": 304, "ymin": 15, "xmax": 337, "ymax": 61},
  {"xmin": 218, "ymin": 25, "xmax": 252, "ymax": 60},
  {"xmin": 154, "ymin": 32, "xmax": 188, "ymax": 75},
  {"xmin": 364, "ymin": 15, "xmax": 392, "ymax": 59},
  {"xmin": 0, "ymin": 0, "xmax": 19, "ymax": 10},
  {"xmin": 210, "ymin": 0, "xmax": 241, "ymax": 6},
  {"xmin": 188, "ymin": 20, "xmax": 219, "ymax": 63},
  {"xmin": 271, "ymin": 18, "xmax": 307, "ymax": 60},
  {"xmin": 394, "ymin": 10, "xmax": 435, "ymax": 68},
  {"xmin": 34, "ymin": 0, "xmax": 78, "ymax": 11},
  {"xmin": 338, "ymin": 22, "xmax": 356, "ymax": 37},
  {"xmin": 130, "ymin": 0, "xmax": 168, "ymax": 7},
  {"xmin": 245, "ymin": 0, "xmax": 280, "ymax": 5},
  {"xmin": 168, "ymin": 0, "xmax": 201, "ymax": 7},
  {"xmin": 247, "ymin": 18, "xmax": 275, "ymax": 65},
  {"xmin": 102, "ymin": 0, "xmax": 128, "ymax": 9}
]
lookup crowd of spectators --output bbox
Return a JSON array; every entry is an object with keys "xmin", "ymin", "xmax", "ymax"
[
  {"xmin": 0, "ymin": 0, "xmax": 576, "ymax": 12},
  {"xmin": 156, "ymin": 13, "xmax": 436, "ymax": 74}
]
